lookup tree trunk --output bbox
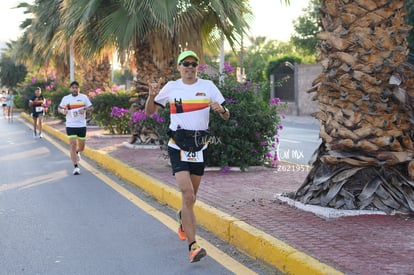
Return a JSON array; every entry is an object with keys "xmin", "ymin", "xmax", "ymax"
[
  {"xmin": 80, "ymin": 55, "xmax": 112, "ymax": 94},
  {"xmin": 290, "ymin": 0, "xmax": 414, "ymax": 214},
  {"xmin": 130, "ymin": 29, "xmax": 203, "ymax": 108}
]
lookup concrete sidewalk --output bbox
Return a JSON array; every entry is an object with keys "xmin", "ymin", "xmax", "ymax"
[{"xmin": 23, "ymin": 113, "xmax": 414, "ymax": 275}]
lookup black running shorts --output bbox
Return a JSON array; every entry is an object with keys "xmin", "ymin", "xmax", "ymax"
[
  {"xmin": 66, "ymin": 127, "xmax": 87, "ymax": 139},
  {"xmin": 168, "ymin": 146, "xmax": 207, "ymax": 176}
]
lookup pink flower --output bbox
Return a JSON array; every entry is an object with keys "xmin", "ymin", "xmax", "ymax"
[
  {"xmin": 224, "ymin": 62, "xmax": 234, "ymax": 74},
  {"xmin": 198, "ymin": 64, "xmax": 208, "ymax": 71},
  {"xmin": 111, "ymin": 85, "xmax": 121, "ymax": 92},
  {"xmin": 225, "ymin": 98, "xmax": 236, "ymax": 104},
  {"xmin": 132, "ymin": 110, "xmax": 147, "ymax": 123},
  {"xmin": 220, "ymin": 165, "xmax": 231, "ymax": 174},
  {"xmin": 49, "ymin": 71, "xmax": 56, "ymax": 79},
  {"xmin": 88, "ymin": 91, "xmax": 96, "ymax": 98},
  {"xmin": 111, "ymin": 106, "xmax": 129, "ymax": 118},
  {"xmin": 270, "ymin": 97, "xmax": 281, "ymax": 107}
]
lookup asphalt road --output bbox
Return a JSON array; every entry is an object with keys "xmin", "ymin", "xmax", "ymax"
[
  {"xmin": 0, "ymin": 115, "xmax": 278, "ymax": 275},
  {"xmin": 277, "ymin": 119, "xmax": 320, "ymax": 165}
]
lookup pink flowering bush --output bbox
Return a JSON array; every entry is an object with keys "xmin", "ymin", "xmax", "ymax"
[
  {"xmin": 201, "ymin": 62, "xmax": 287, "ymax": 171},
  {"xmin": 91, "ymin": 85, "xmax": 165, "ymax": 136},
  {"xmin": 90, "ymin": 90, "xmax": 131, "ymax": 134},
  {"xmin": 109, "ymin": 106, "xmax": 130, "ymax": 134},
  {"xmin": 104, "ymin": 105, "xmax": 165, "ymax": 136},
  {"xmin": 131, "ymin": 109, "xmax": 165, "ymax": 141}
]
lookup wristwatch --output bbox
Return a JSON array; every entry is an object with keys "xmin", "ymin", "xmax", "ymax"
[{"xmin": 221, "ymin": 106, "xmax": 227, "ymax": 114}]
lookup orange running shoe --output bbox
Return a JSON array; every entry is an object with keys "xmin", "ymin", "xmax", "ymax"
[
  {"xmin": 177, "ymin": 226, "xmax": 187, "ymax": 241},
  {"xmin": 189, "ymin": 243, "xmax": 207, "ymax": 263},
  {"xmin": 176, "ymin": 210, "xmax": 187, "ymax": 241}
]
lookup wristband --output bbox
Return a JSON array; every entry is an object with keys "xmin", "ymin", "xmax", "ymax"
[{"xmin": 221, "ymin": 107, "xmax": 227, "ymax": 114}]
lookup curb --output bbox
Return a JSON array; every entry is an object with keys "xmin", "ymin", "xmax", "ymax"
[{"xmin": 22, "ymin": 113, "xmax": 343, "ymax": 275}]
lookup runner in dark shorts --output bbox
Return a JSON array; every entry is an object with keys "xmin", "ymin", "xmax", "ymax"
[
  {"xmin": 28, "ymin": 87, "xmax": 45, "ymax": 139},
  {"xmin": 58, "ymin": 81, "xmax": 93, "ymax": 175}
]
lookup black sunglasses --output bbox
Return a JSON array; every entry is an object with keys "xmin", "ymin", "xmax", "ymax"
[{"xmin": 180, "ymin": 61, "xmax": 198, "ymax": 67}]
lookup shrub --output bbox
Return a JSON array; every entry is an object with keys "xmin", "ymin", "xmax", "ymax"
[
  {"xmin": 109, "ymin": 106, "xmax": 130, "ymax": 134},
  {"xmin": 131, "ymin": 109, "xmax": 165, "ymax": 143},
  {"xmin": 91, "ymin": 90, "xmax": 132, "ymax": 134},
  {"xmin": 202, "ymin": 64, "xmax": 286, "ymax": 170},
  {"xmin": 16, "ymin": 73, "xmax": 61, "ymax": 116}
]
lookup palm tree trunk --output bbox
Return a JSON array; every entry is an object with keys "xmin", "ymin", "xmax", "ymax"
[
  {"xmin": 80, "ymin": 55, "xmax": 112, "ymax": 93},
  {"xmin": 290, "ymin": 0, "xmax": 414, "ymax": 214},
  {"xmin": 131, "ymin": 26, "xmax": 204, "ymax": 104}
]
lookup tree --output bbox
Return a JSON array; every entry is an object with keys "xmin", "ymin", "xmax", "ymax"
[
  {"xmin": 290, "ymin": 0, "xmax": 321, "ymax": 56},
  {"xmin": 224, "ymin": 37, "xmax": 306, "ymax": 81},
  {"xmin": 12, "ymin": 0, "xmax": 297, "ymax": 95},
  {"xmin": 289, "ymin": 0, "xmax": 414, "ymax": 214},
  {"xmin": 0, "ymin": 44, "xmax": 27, "ymax": 88},
  {"xmin": 58, "ymin": 0, "xmax": 253, "ymax": 87},
  {"xmin": 113, "ymin": 69, "xmax": 133, "ymax": 86},
  {"xmin": 11, "ymin": 0, "xmax": 71, "ymax": 82},
  {"xmin": 13, "ymin": 0, "xmax": 114, "ymax": 92}
]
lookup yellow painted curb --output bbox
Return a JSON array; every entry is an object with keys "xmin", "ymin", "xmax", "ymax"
[
  {"xmin": 22, "ymin": 113, "xmax": 343, "ymax": 275},
  {"xmin": 229, "ymin": 221, "xmax": 342, "ymax": 275}
]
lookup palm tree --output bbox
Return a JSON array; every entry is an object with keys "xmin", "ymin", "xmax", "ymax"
[
  {"xmin": 59, "ymin": 0, "xmax": 253, "ymax": 86},
  {"xmin": 12, "ymin": 0, "xmax": 113, "ymax": 91},
  {"xmin": 289, "ymin": 0, "xmax": 414, "ymax": 214},
  {"xmin": 11, "ymin": 0, "xmax": 70, "ymax": 82}
]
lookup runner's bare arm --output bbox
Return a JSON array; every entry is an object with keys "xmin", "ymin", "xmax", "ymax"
[{"xmin": 145, "ymin": 78, "xmax": 163, "ymax": 115}]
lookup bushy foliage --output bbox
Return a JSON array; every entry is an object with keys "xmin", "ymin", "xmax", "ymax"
[
  {"xmin": 109, "ymin": 106, "xmax": 131, "ymax": 134},
  {"xmin": 0, "ymin": 53, "xmax": 27, "ymax": 88},
  {"xmin": 130, "ymin": 109, "xmax": 165, "ymax": 137},
  {"xmin": 153, "ymin": 105, "xmax": 171, "ymax": 148},
  {"xmin": 112, "ymin": 69, "xmax": 133, "ymax": 86},
  {"xmin": 203, "ymin": 63, "xmax": 285, "ymax": 170},
  {"xmin": 108, "ymin": 106, "xmax": 165, "ymax": 136},
  {"xmin": 90, "ymin": 90, "xmax": 132, "ymax": 134},
  {"xmin": 291, "ymin": 0, "xmax": 321, "ymax": 56},
  {"xmin": 15, "ymin": 72, "xmax": 63, "ymax": 116}
]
